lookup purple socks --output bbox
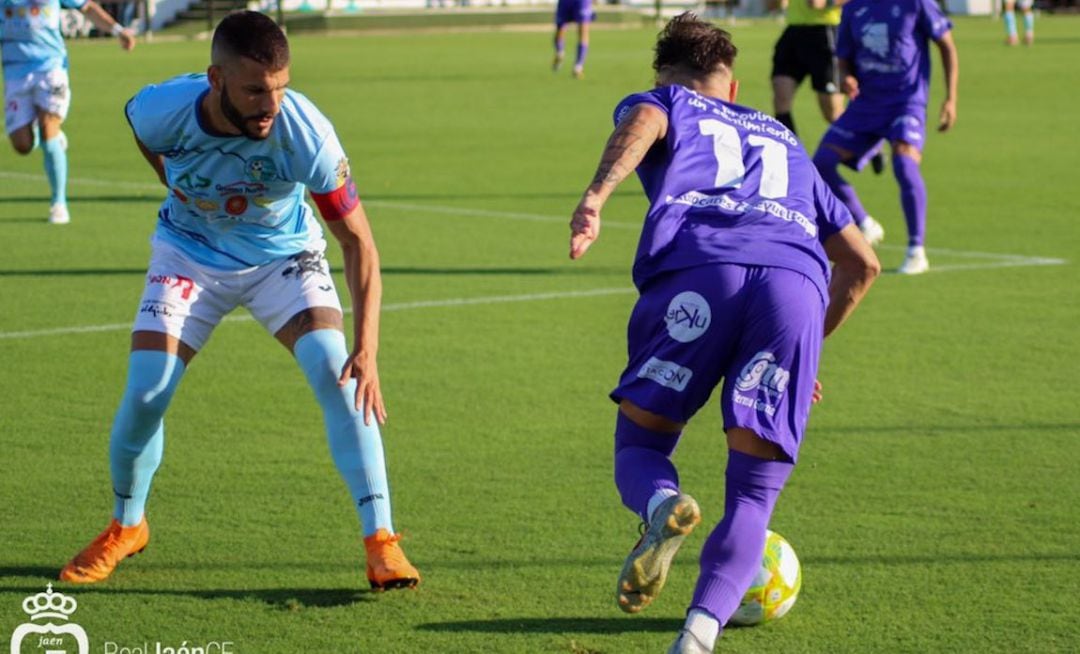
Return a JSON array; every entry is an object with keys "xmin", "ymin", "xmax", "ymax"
[
  {"xmin": 613, "ymin": 411, "xmax": 681, "ymax": 521},
  {"xmin": 575, "ymin": 43, "xmax": 589, "ymax": 69},
  {"xmin": 689, "ymin": 450, "xmax": 793, "ymax": 626},
  {"xmin": 892, "ymin": 153, "xmax": 927, "ymax": 246},
  {"xmin": 812, "ymin": 146, "xmax": 869, "ymax": 224}
]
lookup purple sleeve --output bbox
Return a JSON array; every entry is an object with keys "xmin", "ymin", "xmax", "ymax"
[
  {"xmin": 917, "ymin": 0, "xmax": 953, "ymax": 41},
  {"xmin": 835, "ymin": 8, "xmax": 854, "ymax": 61},
  {"xmin": 812, "ymin": 167, "xmax": 854, "ymax": 243},
  {"xmin": 613, "ymin": 88, "xmax": 671, "ymax": 127}
]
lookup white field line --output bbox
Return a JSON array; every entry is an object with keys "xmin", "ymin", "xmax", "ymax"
[
  {"xmin": 0, "ymin": 170, "xmax": 1067, "ymax": 340},
  {"xmin": 0, "ymin": 287, "xmax": 635, "ymax": 341}
]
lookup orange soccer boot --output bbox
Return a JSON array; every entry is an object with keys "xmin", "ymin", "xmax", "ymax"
[
  {"xmin": 59, "ymin": 518, "xmax": 149, "ymax": 584},
  {"xmin": 364, "ymin": 529, "xmax": 420, "ymax": 591}
]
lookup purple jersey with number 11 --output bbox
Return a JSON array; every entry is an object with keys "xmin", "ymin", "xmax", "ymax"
[{"xmin": 615, "ymin": 85, "xmax": 852, "ymax": 302}]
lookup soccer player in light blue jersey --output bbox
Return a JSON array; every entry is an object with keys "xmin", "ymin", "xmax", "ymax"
[
  {"xmin": 1003, "ymin": 0, "xmax": 1034, "ymax": 46},
  {"xmin": 571, "ymin": 14, "xmax": 878, "ymax": 653},
  {"xmin": 1, "ymin": 0, "xmax": 136, "ymax": 224},
  {"xmin": 59, "ymin": 11, "xmax": 421, "ymax": 591}
]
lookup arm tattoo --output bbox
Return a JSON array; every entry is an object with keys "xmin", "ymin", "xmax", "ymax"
[{"xmin": 590, "ymin": 117, "xmax": 659, "ymax": 190}]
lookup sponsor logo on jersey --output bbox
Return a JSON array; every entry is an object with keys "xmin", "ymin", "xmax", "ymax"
[
  {"xmin": 664, "ymin": 291, "xmax": 711, "ymax": 343},
  {"xmin": 637, "ymin": 357, "xmax": 693, "ymax": 392},
  {"xmin": 735, "ymin": 351, "xmax": 790, "ymax": 396},
  {"xmin": 335, "ymin": 157, "xmax": 350, "ymax": 188},
  {"xmin": 224, "ymin": 196, "xmax": 248, "ymax": 216}
]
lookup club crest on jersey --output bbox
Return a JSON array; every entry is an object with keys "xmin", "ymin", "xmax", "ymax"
[{"xmin": 245, "ymin": 156, "xmax": 279, "ymax": 182}]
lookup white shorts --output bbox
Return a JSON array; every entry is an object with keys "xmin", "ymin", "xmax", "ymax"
[
  {"xmin": 3, "ymin": 68, "xmax": 71, "ymax": 134},
  {"xmin": 132, "ymin": 238, "xmax": 343, "ymax": 351}
]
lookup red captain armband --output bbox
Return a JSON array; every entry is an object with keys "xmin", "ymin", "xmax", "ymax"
[{"xmin": 311, "ymin": 176, "xmax": 360, "ymax": 222}]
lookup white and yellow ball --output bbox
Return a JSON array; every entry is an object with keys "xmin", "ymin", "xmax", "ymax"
[{"xmin": 728, "ymin": 529, "xmax": 801, "ymax": 626}]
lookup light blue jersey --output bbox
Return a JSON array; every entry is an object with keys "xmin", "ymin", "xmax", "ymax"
[
  {"xmin": 1, "ymin": 0, "xmax": 87, "ymax": 79},
  {"xmin": 126, "ymin": 74, "xmax": 353, "ymax": 270}
]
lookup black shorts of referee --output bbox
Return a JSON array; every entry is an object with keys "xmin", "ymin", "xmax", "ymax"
[{"xmin": 771, "ymin": 24, "xmax": 841, "ymax": 95}]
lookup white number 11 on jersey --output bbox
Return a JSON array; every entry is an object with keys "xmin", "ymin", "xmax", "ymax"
[{"xmin": 698, "ymin": 119, "xmax": 789, "ymax": 199}]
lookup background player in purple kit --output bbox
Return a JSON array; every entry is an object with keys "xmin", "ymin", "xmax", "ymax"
[
  {"xmin": 552, "ymin": 0, "xmax": 594, "ymax": 78},
  {"xmin": 569, "ymin": 13, "xmax": 879, "ymax": 653},
  {"xmin": 812, "ymin": 0, "xmax": 959, "ymax": 275}
]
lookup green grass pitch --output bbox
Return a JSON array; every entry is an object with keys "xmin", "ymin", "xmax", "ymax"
[{"xmin": 1, "ymin": 14, "xmax": 1078, "ymax": 654}]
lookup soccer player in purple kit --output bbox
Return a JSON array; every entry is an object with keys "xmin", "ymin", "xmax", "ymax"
[
  {"xmin": 552, "ymin": 0, "xmax": 594, "ymax": 78},
  {"xmin": 812, "ymin": 0, "xmax": 959, "ymax": 274},
  {"xmin": 569, "ymin": 13, "xmax": 879, "ymax": 653}
]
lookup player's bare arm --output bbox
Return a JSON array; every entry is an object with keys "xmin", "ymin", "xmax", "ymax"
[
  {"xmin": 837, "ymin": 58, "xmax": 858, "ymax": 99},
  {"xmin": 133, "ymin": 137, "xmax": 167, "ymax": 187},
  {"xmin": 325, "ymin": 204, "xmax": 387, "ymax": 426},
  {"xmin": 81, "ymin": 0, "xmax": 136, "ymax": 51},
  {"xmin": 570, "ymin": 103, "xmax": 668, "ymax": 260},
  {"xmin": 807, "ymin": 0, "xmax": 850, "ymax": 9},
  {"xmin": 935, "ymin": 31, "xmax": 959, "ymax": 132},
  {"xmin": 822, "ymin": 223, "xmax": 880, "ymax": 336}
]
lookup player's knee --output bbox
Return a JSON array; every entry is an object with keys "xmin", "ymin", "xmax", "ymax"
[
  {"xmin": 891, "ymin": 142, "xmax": 922, "ymax": 163},
  {"xmin": 118, "ymin": 351, "xmax": 186, "ymax": 423},
  {"xmin": 294, "ymin": 329, "xmax": 350, "ymax": 396},
  {"xmin": 10, "ymin": 138, "xmax": 34, "ymax": 155}
]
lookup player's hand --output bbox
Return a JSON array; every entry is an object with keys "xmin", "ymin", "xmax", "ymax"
[
  {"xmin": 807, "ymin": 0, "xmax": 828, "ymax": 9},
  {"xmin": 118, "ymin": 28, "xmax": 136, "ymax": 51},
  {"xmin": 338, "ymin": 349, "xmax": 387, "ymax": 425},
  {"xmin": 938, "ymin": 99, "xmax": 957, "ymax": 132},
  {"xmin": 811, "ymin": 379, "xmax": 823, "ymax": 404},
  {"xmin": 841, "ymin": 75, "xmax": 859, "ymax": 100},
  {"xmin": 570, "ymin": 197, "xmax": 602, "ymax": 260}
]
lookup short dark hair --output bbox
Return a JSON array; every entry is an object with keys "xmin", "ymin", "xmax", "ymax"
[
  {"xmin": 653, "ymin": 12, "xmax": 737, "ymax": 75},
  {"xmin": 211, "ymin": 10, "xmax": 290, "ymax": 68}
]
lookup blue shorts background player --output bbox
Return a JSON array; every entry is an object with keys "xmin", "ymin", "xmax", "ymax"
[
  {"xmin": 552, "ymin": 0, "xmax": 594, "ymax": 79},
  {"xmin": 569, "ymin": 13, "xmax": 879, "ymax": 653},
  {"xmin": 58, "ymin": 11, "xmax": 420, "ymax": 591},
  {"xmin": 1, "ymin": 0, "xmax": 136, "ymax": 224},
  {"xmin": 812, "ymin": 0, "xmax": 959, "ymax": 275}
]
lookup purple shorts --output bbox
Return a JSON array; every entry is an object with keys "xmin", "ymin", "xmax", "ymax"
[
  {"xmin": 555, "ymin": 0, "xmax": 594, "ymax": 26},
  {"xmin": 821, "ymin": 100, "xmax": 926, "ymax": 171},
  {"xmin": 610, "ymin": 264, "xmax": 824, "ymax": 462}
]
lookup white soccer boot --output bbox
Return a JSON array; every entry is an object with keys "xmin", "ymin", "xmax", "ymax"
[
  {"xmin": 858, "ymin": 215, "xmax": 885, "ymax": 246},
  {"xmin": 48, "ymin": 203, "xmax": 70, "ymax": 225},
  {"xmin": 667, "ymin": 630, "xmax": 713, "ymax": 654},
  {"xmin": 897, "ymin": 245, "xmax": 929, "ymax": 275}
]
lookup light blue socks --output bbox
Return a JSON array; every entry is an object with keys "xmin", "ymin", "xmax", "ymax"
[
  {"xmin": 41, "ymin": 133, "xmax": 67, "ymax": 206},
  {"xmin": 110, "ymin": 350, "xmax": 186, "ymax": 526},
  {"xmin": 294, "ymin": 329, "xmax": 394, "ymax": 537}
]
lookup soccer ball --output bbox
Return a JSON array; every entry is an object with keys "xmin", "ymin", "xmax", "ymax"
[{"xmin": 727, "ymin": 529, "xmax": 802, "ymax": 626}]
